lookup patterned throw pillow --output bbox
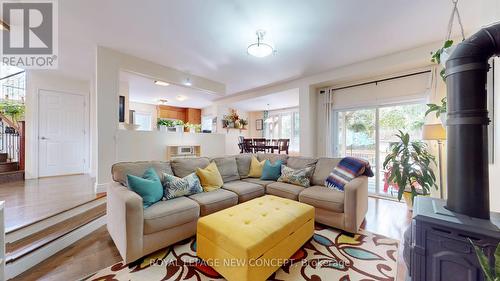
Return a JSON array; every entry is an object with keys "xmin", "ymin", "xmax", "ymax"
[
  {"xmin": 163, "ymin": 173, "xmax": 203, "ymax": 200},
  {"xmin": 277, "ymin": 165, "xmax": 314, "ymax": 187}
]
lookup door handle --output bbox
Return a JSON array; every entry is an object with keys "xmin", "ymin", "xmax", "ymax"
[{"xmin": 40, "ymin": 136, "xmax": 48, "ymax": 140}]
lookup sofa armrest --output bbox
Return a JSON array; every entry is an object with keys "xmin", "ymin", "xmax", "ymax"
[
  {"xmin": 343, "ymin": 176, "xmax": 368, "ymax": 233},
  {"xmin": 107, "ymin": 182, "xmax": 144, "ymax": 263}
]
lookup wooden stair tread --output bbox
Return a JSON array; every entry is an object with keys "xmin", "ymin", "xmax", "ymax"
[
  {"xmin": 6, "ymin": 193, "xmax": 105, "ymax": 233},
  {"xmin": 6, "ymin": 202, "xmax": 106, "ymax": 263}
]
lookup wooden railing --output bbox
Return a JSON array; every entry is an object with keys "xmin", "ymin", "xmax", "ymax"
[{"xmin": 0, "ymin": 118, "xmax": 24, "ymax": 170}]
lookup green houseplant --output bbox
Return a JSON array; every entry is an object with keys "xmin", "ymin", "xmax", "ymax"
[
  {"xmin": 0, "ymin": 101, "xmax": 25, "ymax": 123},
  {"xmin": 383, "ymin": 131, "xmax": 438, "ymax": 208},
  {"xmin": 469, "ymin": 239, "xmax": 500, "ymax": 281},
  {"xmin": 431, "ymin": 39, "xmax": 454, "ymax": 81},
  {"xmin": 425, "ymin": 97, "xmax": 447, "ymax": 126}
]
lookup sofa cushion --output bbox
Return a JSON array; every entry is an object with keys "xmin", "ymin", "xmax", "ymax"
[
  {"xmin": 127, "ymin": 168, "xmax": 164, "ymax": 208},
  {"xmin": 211, "ymin": 156, "xmax": 240, "ymax": 182},
  {"xmin": 298, "ymin": 186, "xmax": 344, "ymax": 213},
  {"xmin": 235, "ymin": 154, "xmax": 252, "ymax": 178},
  {"xmin": 189, "ymin": 189, "xmax": 238, "ymax": 216},
  {"xmin": 222, "ymin": 180, "xmax": 265, "ymax": 203},
  {"xmin": 266, "ymin": 182, "xmax": 306, "ymax": 200},
  {"xmin": 143, "ymin": 196, "xmax": 200, "ymax": 234},
  {"xmin": 171, "ymin": 158, "xmax": 210, "ymax": 178},
  {"xmin": 286, "ymin": 157, "xmax": 318, "ymax": 170},
  {"xmin": 260, "ymin": 160, "xmax": 283, "ymax": 181},
  {"xmin": 256, "ymin": 153, "xmax": 288, "ymax": 165},
  {"xmin": 112, "ymin": 161, "xmax": 173, "ymax": 186},
  {"xmin": 196, "ymin": 162, "xmax": 224, "ymax": 192},
  {"xmin": 277, "ymin": 165, "xmax": 314, "ymax": 187},
  {"xmin": 241, "ymin": 178, "xmax": 276, "ymax": 187},
  {"xmin": 311, "ymin": 158, "xmax": 342, "ymax": 186},
  {"xmin": 163, "ymin": 172, "xmax": 203, "ymax": 200},
  {"xmin": 248, "ymin": 156, "xmax": 266, "ymax": 178}
]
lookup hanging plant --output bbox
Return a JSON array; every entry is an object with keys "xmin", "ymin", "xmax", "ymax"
[
  {"xmin": 425, "ymin": 97, "xmax": 447, "ymax": 118},
  {"xmin": 431, "ymin": 0, "xmax": 466, "ymax": 81},
  {"xmin": 431, "ymin": 40, "xmax": 454, "ymax": 81}
]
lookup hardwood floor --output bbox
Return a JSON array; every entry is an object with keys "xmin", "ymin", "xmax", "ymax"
[
  {"xmin": 13, "ymin": 196, "xmax": 412, "ymax": 281},
  {"xmin": 0, "ymin": 174, "xmax": 97, "ymax": 232}
]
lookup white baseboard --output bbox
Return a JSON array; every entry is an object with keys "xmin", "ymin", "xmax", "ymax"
[
  {"xmin": 94, "ymin": 182, "xmax": 109, "ymax": 193},
  {"xmin": 6, "ymin": 197, "xmax": 106, "ymax": 243},
  {"xmin": 6, "ymin": 215, "xmax": 106, "ymax": 280}
]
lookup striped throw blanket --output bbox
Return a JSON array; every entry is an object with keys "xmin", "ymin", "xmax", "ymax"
[{"xmin": 325, "ymin": 157, "xmax": 374, "ymax": 191}]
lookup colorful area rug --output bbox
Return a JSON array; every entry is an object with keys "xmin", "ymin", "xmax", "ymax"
[{"xmin": 89, "ymin": 224, "xmax": 399, "ymax": 281}]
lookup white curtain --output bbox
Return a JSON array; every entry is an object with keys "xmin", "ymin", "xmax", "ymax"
[{"xmin": 322, "ymin": 89, "xmax": 334, "ymax": 157}]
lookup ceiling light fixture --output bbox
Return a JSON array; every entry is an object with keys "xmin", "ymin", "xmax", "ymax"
[
  {"xmin": 154, "ymin": 80, "xmax": 169, "ymax": 86},
  {"xmin": 184, "ymin": 77, "xmax": 192, "ymax": 87},
  {"xmin": 176, "ymin": 95, "xmax": 187, "ymax": 101},
  {"xmin": 247, "ymin": 30, "xmax": 274, "ymax": 58},
  {"xmin": 158, "ymin": 99, "xmax": 168, "ymax": 105}
]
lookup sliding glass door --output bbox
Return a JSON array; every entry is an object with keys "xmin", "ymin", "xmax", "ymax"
[{"xmin": 334, "ymin": 103, "xmax": 426, "ymax": 197}]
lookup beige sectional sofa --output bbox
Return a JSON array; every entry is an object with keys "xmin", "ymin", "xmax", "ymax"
[{"xmin": 107, "ymin": 153, "xmax": 368, "ymax": 263}]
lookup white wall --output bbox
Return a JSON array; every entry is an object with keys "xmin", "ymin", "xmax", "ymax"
[
  {"xmin": 201, "ymin": 104, "xmax": 249, "ymax": 155},
  {"xmin": 95, "ymin": 47, "xmax": 225, "ymax": 189},
  {"xmin": 248, "ymin": 111, "xmax": 264, "ymax": 138},
  {"xmin": 115, "ymin": 130, "xmax": 225, "ymax": 161},
  {"xmin": 25, "ymin": 71, "xmax": 91, "ymax": 179},
  {"xmin": 129, "ymin": 101, "xmax": 158, "ymax": 130}
]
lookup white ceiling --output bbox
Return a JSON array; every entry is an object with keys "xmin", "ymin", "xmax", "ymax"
[
  {"xmin": 121, "ymin": 71, "xmax": 218, "ymax": 108},
  {"xmin": 57, "ymin": 0, "xmax": 485, "ymax": 94},
  {"xmin": 228, "ymin": 88, "xmax": 300, "ymax": 111}
]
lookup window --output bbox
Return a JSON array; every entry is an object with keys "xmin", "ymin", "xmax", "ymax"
[
  {"xmin": 134, "ymin": 112, "xmax": 152, "ymax": 131},
  {"xmin": 334, "ymin": 102, "xmax": 426, "ymax": 197},
  {"xmin": 264, "ymin": 109, "xmax": 300, "ymax": 152}
]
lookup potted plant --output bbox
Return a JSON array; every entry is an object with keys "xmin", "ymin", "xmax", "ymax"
[
  {"xmin": 239, "ymin": 119, "xmax": 248, "ymax": 129},
  {"xmin": 173, "ymin": 120, "xmax": 184, "ymax": 133},
  {"xmin": 383, "ymin": 131, "xmax": 438, "ymax": 209},
  {"xmin": 431, "ymin": 39, "xmax": 454, "ymax": 81},
  {"xmin": 0, "ymin": 101, "xmax": 25, "ymax": 123},
  {"xmin": 425, "ymin": 97, "xmax": 447, "ymax": 125},
  {"xmin": 185, "ymin": 122, "xmax": 200, "ymax": 133},
  {"xmin": 157, "ymin": 119, "xmax": 174, "ymax": 132},
  {"xmin": 469, "ymin": 239, "xmax": 499, "ymax": 281}
]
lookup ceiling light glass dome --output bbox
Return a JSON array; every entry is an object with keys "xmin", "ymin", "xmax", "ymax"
[{"xmin": 247, "ymin": 30, "xmax": 274, "ymax": 58}]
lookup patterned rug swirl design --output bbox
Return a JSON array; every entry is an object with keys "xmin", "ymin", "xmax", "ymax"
[{"xmin": 89, "ymin": 224, "xmax": 399, "ymax": 281}]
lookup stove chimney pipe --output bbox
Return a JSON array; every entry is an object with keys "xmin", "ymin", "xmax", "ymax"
[{"xmin": 445, "ymin": 22, "xmax": 500, "ymax": 219}]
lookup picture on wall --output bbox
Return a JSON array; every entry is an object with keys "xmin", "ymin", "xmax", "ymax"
[{"xmin": 256, "ymin": 119, "xmax": 263, "ymax": 130}]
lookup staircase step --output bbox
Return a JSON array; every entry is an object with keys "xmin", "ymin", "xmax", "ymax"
[
  {"xmin": 0, "ymin": 162, "xmax": 18, "ymax": 172},
  {"xmin": 5, "ymin": 201, "xmax": 106, "ymax": 263},
  {"xmin": 0, "ymin": 170, "xmax": 24, "ymax": 184}
]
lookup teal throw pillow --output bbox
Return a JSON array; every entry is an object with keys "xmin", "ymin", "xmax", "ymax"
[
  {"xmin": 163, "ymin": 172, "xmax": 203, "ymax": 200},
  {"xmin": 260, "ymin": 160, "xmax": 282, "ymax": 181},
  {"xmin": 127, "ymin": 167, "xmax": 163, "ymax": 208}
]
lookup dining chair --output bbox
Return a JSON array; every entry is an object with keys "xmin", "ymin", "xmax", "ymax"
[
  {"xmin": 253, "ymin": 138, "xmax": 267, "ymax": 153},
  {"xmin": 242, "ymin": 139, "xmax": 254, "ymax": 153},
  {"xmin": 278, "ymin": 139, "xmax": 290, "ymax": 155}
]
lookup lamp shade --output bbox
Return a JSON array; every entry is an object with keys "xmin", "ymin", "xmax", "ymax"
[{"xmin": 422, "ymin": 124, "xmax": 446, "ymax": 140}]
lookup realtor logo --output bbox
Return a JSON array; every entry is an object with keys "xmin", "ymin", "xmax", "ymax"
[{"xmin": 1, "ymin": 0, "xmax": 58, "ymax": 69}]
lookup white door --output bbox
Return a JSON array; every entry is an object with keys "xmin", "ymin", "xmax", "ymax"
[{"xmin": 39, "ymin": 90, "xmax": 86, "ymax": 177}]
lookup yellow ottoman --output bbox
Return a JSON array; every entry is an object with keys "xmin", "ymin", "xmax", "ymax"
[{"xmin": 197, "ymin": 195, "xmax": 315, "ymax": 281}]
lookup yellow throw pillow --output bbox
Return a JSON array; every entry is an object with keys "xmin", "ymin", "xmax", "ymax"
[
  {"xmin": 248, "ymin": 156, "xmax": 266, "ymax": 178},
  {"xmin": 196, "ymin": 162, "xmax": 224, "ymax": 192}
]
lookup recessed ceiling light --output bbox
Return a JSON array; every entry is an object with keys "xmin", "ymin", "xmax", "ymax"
[
  {"xmin": 176, "ymin": 95, "xmax": 187, "ymax": 101},
  {"xmin": 154, "ymin": 80, "xmax": 169, "ymax": 86},
  {"xmin": 247, "ymin": 30, "xmax": 275, "ymax": 58}
]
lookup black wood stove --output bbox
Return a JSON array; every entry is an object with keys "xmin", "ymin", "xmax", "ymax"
[{"xmin": 404, "ymin": 22, "xmax": 500, "ymax": 281}]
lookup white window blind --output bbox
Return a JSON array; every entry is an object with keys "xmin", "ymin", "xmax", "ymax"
[{"xmin": 330, "ymin": 72, "xmax": 431, "ymax": 109}]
